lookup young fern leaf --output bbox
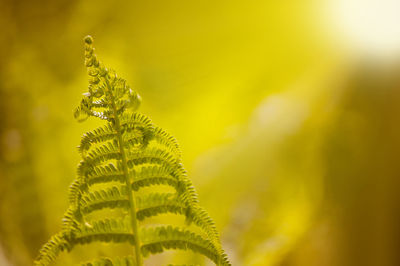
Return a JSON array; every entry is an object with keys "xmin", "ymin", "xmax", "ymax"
[{"xmin": 35, "ymin": 36, "xmax": 230, "ymax": 266}]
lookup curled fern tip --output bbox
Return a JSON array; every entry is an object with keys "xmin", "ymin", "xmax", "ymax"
[{"xmin": 84, "ymin": 35, "xmax": 93, "ymax": 45}]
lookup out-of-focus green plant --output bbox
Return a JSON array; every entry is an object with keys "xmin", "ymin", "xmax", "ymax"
[{"xmin": 35, "ymin": 36, "xmax": 229, "ymax": 266}]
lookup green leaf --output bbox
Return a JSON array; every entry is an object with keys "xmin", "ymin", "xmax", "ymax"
[
  {"xmin": 136, "ymin": 193, "xmax": 185, "ymax": 221},
  {"xmin": 131, "ymin": 165, "xmax": 180, "ymax": 191},
  {"xmin": 34, "ymin": 231, "xmax": 70, "ymax": 266},
  {"xmin": 135, "ymin": 193, "xmax": 221, "ymax": 250},
  {"xmin": 86, "ymin": 163, "xmax": 124, "ymax": 186},
  {"xmin": 119, "ymin": 113, "xmax": 153, "ymax": 133},
  {"xmin": 80, "ymin": 186, "xmax": 129, "ymax": 214},
  {"xmin": 73, "ymin": 218, "xmax": 134, "ymax": 245},
  {"xmin": 84, "ymin": 142, "xmax": 121, "ymax": 166},
  {"xmin": 140, "ymin": 226, "xmax": 230, "ymax": 266},
  {"xmin": 79, "ymin": 124, "xmax": 116, "ymax": 154},
  {"xmin": 152, "ymin": 126, "xmax": 181, "ymax": 157}
]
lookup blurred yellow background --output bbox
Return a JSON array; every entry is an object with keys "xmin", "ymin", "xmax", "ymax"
[{"xmin": 1, "ymin": 0, "xmax": 400, "ymax": 265}]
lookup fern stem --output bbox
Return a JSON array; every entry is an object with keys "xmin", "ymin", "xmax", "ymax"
[{"xmin": 105, "ymin": 77, "xmax": 143, "ymax": 266}]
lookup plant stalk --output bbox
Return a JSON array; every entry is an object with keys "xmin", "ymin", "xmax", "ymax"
[{"xmin": 105, "ymin": 77, "xmax": 143, "ymax": 266}]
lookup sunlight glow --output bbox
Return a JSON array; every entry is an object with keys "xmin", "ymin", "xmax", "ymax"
[{"xmin": 326, "ymin": 0, "xmax": 400, "ymax": 59}]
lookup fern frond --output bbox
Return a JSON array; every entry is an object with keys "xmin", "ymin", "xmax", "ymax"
[
  {"xmin": 136, "ymin": 193, "xmax": 184, "ymax": 220},
  {"xmin": 131, "ymin": 165, "xmax": 180, "ymax": 191},
  {"xmin": 126, "ymin": 147, "xmax": 178, "ymax": 172},
  {"xmin": 152, "ymin": 126, "xmax": 181, "ymax": 156},
  {"xmin": 140, "ymin": 226, "xmax": 230, "ymax": 266},
  {"xmin": 69, "ymin": 178, "xmax": 82, "ymax": 206},
  {"xmin": 62, "ymin": 207, "xmax": 80, "ymax": 231},
  {"xmin": 79, "ymin": 124, "xmax": 116, "ymax": 154},
  {"xmin": 35, "ymin": 231, "xmax": 70, "ymax": 266},
  {"xmin": 81, "ymin": 186, "xmax": 129, "ymax": 214},
  {"xmin": 177, "ymin": 175, "xmax": 199, "ymax": 207},
  {"xmin": 86, "ymin": 163, "xmax": 124, "ymax": 186},
  {"xmin": 135, "ymin": 193, "xmax": 220, "ymax": 249},
  {"xmin": 119, "ymin": 113, "xmax": 153, "ymax": 132},
  {"xmin": 84, "ymin": 142, "xmax": 121, "ymax": 165},
  {"xmin": 35, "ymin": 35, "xmax": 230, "ymax": 266},
  {"xmin": 187, "ymin": 206, "xmax": 221, "ymax": 250},
  {"xmin": 74, "ymin": 218, "xmax": 134, "ymax": 245}
]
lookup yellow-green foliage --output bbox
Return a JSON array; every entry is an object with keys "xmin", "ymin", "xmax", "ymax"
[{"xmin": 34, "ymin": 36, "xmax": 230, "ymax": 266}]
